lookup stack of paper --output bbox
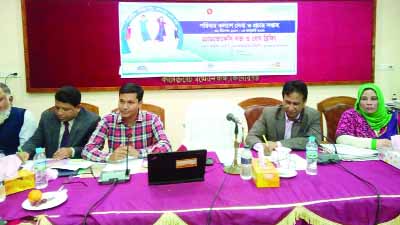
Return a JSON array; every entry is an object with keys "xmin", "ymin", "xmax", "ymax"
[
  {"xmin": 320, "ymin": 144, "xmax": 378, "ymax": 161},
  {"xmin": 102, "ymin": 158, "xmax": 147, "ymax": 174},
  {"xmin": 47, "ymin": 159, "xmax": 94, "ymax": 171}
]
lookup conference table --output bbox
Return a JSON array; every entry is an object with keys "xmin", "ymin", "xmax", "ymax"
[{"xmin": 1, "ymin": 151, "xmax": 400, "ymax": 225}]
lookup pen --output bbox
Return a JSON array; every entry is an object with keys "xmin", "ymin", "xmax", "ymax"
[
  {"xmin": 262, "ymin": 135, "xmax": 269, "ymax": 146},
  {"xmin": 259, "ymin": 135, "xmax": 268, "ymax": 168}
]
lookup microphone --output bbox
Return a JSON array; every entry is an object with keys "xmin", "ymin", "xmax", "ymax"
[
  {"xmin": 4, "ymin": 72, "xmax": 18, "ymax": 85},
  {"xmin": 226, "ymin": 113, "xmax": 241, "ymax": 124},
  {"xmin": 307, "ymin": 126, "xmax": 340, "ymax": 164},
  {"xmin": 98, "ymin": 134, "xmax": 132, "ymax": 184}
]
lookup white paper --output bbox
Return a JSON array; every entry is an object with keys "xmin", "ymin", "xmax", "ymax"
[
  {"xmin": 48, "ymin": 159, "xmax": 94, "ymax": 171},
  {"xmin": 320, "ymin": 144, "xmax": 378, "ymax": 161},
  {"xmin": 102, "ymin": 158, "xmax": 146, "ymax": 174}
]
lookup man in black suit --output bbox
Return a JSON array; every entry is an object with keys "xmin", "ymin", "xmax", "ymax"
[{"xmin": 20, "ymin": 86, "xmax": 100, "ymax": 159}]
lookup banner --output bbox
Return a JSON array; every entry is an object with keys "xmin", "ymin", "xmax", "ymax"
[{"xmin": 119, "ymin": 3, "xmax": 298, "ymax": 78}]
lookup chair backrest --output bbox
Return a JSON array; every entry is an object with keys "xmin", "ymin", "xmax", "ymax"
[
  {"xmin": 238, "ymin": 97, "xmax": 282, "ymax": 131},
  {"xmin": 142, "ymin": 103, "xmax": 165, "ymax": 127},
  {"xmin": 182, "ymin": 100, "xmax": 245, "ymax": 165},
  {"xmin": 48, "ymin": 102, "xmax": 99, "ymax": 115},
  {"xmin": 111, "ymin": 103, "xmax": 165, "ymax": 126},
  {"xmin": 317, "ymin": 96, "xmax": 356, "ymax": 142},
  {"xmin": 79, "ymin": 102, "xmax": 99, "ymax": 115}
]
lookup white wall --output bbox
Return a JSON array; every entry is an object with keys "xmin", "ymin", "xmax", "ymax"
[{"xmin": 0, "ymin": 0, "xmax": 399, "ymax": 149}]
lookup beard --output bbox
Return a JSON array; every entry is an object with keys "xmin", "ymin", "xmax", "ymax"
[{"xmin": 0, "ymin": 107, "xmax": 11, "ymax": 125}]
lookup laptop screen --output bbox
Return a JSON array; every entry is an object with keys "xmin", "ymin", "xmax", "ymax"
[{"xmin": 147, "ymin": 149, "xmax": 207, "ymax": 185}]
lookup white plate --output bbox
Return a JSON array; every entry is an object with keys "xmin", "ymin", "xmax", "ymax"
[
  {"xmin": 278, "ymin": 168, "xmax": 297, "ymax": 178},
  {"xmin": 22, "ymin": 190, "xmax": 68, "ymax": 211}
]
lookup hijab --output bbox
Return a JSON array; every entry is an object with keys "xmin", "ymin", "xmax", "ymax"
[{"xmin": 355, "ymin": 83, "xmax": 391, "ymax": 130}]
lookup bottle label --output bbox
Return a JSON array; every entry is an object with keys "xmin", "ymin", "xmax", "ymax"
[
  {"xmin": 306, "ymin": 148, "xmax": 318, "ymax": 159},
  {"xmin": 34, "ymin": 159, "xmax": 46, "ymax": 170},
  {"xmin": 241, "ymin": 157, "xmax": 251, "ymax": 164}
]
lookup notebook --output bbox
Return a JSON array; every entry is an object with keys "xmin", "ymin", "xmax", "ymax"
[{"xmin": 147, "ymin": 149, "xmax": 207, "ymax": 185}]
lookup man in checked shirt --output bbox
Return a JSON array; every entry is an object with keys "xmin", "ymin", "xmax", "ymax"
[{"xmin": 82, "ymin": 83, "xmax": 172, "ymax": 162}]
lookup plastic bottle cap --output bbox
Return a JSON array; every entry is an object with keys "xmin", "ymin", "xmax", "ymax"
[
  {"xmin": 35, "ymin": 148, "xmax": 43, "ymax": 154},
  {"xmin": 308, "ymin": 136, "xmax": 315, "ymax": 142}
]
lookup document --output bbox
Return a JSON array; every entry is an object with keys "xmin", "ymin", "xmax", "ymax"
[
  {"xmin": 320, "ymin": 144, "xmax": 378, "ymax": 161},
  {"xmin": 47, "ymin": 159, "xmax": 94, "ymax": 171},
  {"xmin": 102, "ymin": 158, "xmax": 147, "ymax": 174}
]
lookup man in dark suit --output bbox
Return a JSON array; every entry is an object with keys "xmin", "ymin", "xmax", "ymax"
[
  {"xmin": 246, "ymin": 80, "xmax": 321, "ymax": 155},
  {"xmin": 20, "ymin": 86, "xmax": 100, "ymax": 159}
]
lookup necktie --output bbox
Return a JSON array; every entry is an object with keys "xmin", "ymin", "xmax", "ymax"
[{"xmin": 60, "ymin": 121, "xmax": 70, "ymax": 147}]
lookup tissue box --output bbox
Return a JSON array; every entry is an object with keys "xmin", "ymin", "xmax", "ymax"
[
  {"xmin": 252, "ymin": 158, "xmax": 280, "ymax": 188},
  {"xmin": 4, "ymin": 169, "xmax": 35, "ymax": 195},
  {"xmin": 381, "ymin": 150, "xmax": 400, "ymax": 169}
]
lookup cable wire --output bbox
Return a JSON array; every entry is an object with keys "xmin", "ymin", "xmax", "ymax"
[
  {"xmin": 82, "ymin": 179, "xmax": 117, "ymax": 225},
  {"xmin": 206, "ymin": 169, "xmax": 228, "ymax": 225}
]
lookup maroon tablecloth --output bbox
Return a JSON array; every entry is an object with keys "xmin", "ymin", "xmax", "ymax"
[{"xmin": 1, "ymin": 152, "xmax": 400, "ymax": 225}]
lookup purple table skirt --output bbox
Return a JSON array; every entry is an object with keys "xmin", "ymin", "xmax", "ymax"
[{"xmin": 1, "ymin": 152, "xmax": 400, "ymax": 225}]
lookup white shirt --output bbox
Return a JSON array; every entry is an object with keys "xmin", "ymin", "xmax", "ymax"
[
  {"xmin": 18, "ymin": 110, "xmax": 36, "ymax": 147},
  {"xmin": 284, "ymin": 112, "xmax": 300, "ymax": 140}
]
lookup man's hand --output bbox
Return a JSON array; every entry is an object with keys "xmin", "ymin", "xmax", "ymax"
[
  {"xmin": 17, "ymin": 151, "xmax": 30, "ymax": 162},
  {"xmin": 108, "ymin": 145, "xmax": 139, "ymax": 162},
  {"xmin": 53, "ymin": 147, "xmax": 73, "ymax": 160},
  {"xmin": 262, "ymin": 141, "xmax": 278, "ymax": 156}
]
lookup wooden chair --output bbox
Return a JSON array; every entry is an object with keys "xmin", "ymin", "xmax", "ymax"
[
  {"xmin": 79, "ymin": 102, "xmax": 99, "ymax": 115},
  {"xmin": 48, "ymin": 102, "xmax": 99, "ymax": 115},
  {"xmin": 112, "ymin": 103, "xmax": 165, "ymax": 126},
  {"xmin": 317, "ymin": 96, "xmax": 356, "ymax": 142},
  {"xmin": 142, "ymin": 103, "xmax": 165, "ymax": 126},
  {"xmin": 238, "ymin": 97, "xmax": 282, "ymax": 131}
]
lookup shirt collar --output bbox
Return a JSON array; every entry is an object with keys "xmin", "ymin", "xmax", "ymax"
[
  {"xmin": 64, "ymin": 119, "xmax": 74, "ymax": 126},
  {"xmin": 116, "ymin": 110, "xmax": 143, "ymax": 124},
  {"xmin": 284, "ymin": 112, "xmax": 300, "ymax": 123}
]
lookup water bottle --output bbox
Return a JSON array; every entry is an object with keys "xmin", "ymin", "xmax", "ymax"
[
  {"xmin": 392, "ymin": 93, "xmax": 397, "ymax": 102},
  {"xmin": 33, "ymin": 148, "xmax": 48, "ymax": 189},
  {"xmin": 240, "ymin": 148, "xmax": 252, "ymax": 180},
  {"xmin": 0, "ymin": 151, "xmax": 6, "ymax": 202},
  {"xmin": 393, "ymin": 93, "xmax": 400, "ymax": 109},
  {"xmin": 0, "ymin": 180, "xmax": 5, "ymax": 203},
  {"xmin": 306, "ymin": 136, "xmax": 318, "ymax": 175}
]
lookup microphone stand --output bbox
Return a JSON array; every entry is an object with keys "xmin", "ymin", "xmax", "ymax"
[
  {"xmin": 125, "ymin": 145, "xmax": 131, "ymax": 180},
  {"xmin": 224, "ymin": 123, "xmax": 241, "ymax": 174}
]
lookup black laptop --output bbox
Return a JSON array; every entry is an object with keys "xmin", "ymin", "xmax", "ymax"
[{"xmin": 147, "ymin": 149, "xmax": 207, "ymax": 185}]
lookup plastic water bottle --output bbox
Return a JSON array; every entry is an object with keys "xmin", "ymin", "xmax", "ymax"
[
  {"xmin": 33, "ymin": 148, "xmax": 48, "ymax": 189},
  {"xmin": 393, "ymin": 93, "xmax": 400, "ymax": 108},
  {"xmin": 306, "ymin": 136, "xmax": 318, "ymax": 175},
  {"xmin": 240, "ymin": 148, "xmax": 252, "ymax": 180},
  {"xmin": 392, "ymin": 93, "xmax": 397, "ymax": 102},
  {"xmin": 0, "ymin": 180, "xmax": 5, "ymax": 203},
  {"xmin": 0, "ymin": 151, "xmax": 5, "ymax": 202}
]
